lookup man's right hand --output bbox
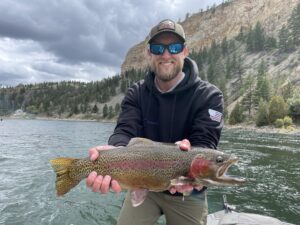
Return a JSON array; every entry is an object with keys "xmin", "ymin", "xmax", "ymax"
[{"xmin": 86, "ymin": 145, "xmax": 122, "ymax": 194}]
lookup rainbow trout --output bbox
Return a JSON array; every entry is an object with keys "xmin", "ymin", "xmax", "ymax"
[{"xmin": 50, "ymin": 138, "xmax": 245, "ymax": 206}]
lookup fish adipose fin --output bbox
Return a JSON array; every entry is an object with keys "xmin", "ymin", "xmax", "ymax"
[
  {"xmin": 130, "ymin": 189, "xmax": 149, "ymax": 207},
  {"xmin": 50, "ymin": 157, "xmax": 80, "ymax": 196}
]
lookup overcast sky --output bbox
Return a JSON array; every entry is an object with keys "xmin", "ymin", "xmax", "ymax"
[{"xmin": 0, "ymin": 0, "xmax": 223, "ymax": 87}]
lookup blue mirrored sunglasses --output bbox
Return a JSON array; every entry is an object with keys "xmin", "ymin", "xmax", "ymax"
[{"xmin": 149, "ymin": 43, "xmax": 185, "ymax": 55}]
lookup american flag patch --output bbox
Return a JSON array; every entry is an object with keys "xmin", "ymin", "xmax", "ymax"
[{"xmin": 208, "ymin": 109, "xmax": 222, "ymax": 123}]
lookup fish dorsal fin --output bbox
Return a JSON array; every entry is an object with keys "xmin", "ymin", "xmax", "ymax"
[
  {"xmin": 127, "ymin": 138, "xmax": 156, "ymax": 147},
  {"xmin": 130, "ymin": 189, "xmax": 149, "ymax": 207}
]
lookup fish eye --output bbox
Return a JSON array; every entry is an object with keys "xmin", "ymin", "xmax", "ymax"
[{"xmin": 216, "ymin": 156, "xmax": 224, "ymax": 163}]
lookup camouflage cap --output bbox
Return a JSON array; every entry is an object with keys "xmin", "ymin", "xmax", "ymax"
[{"xmin": 147, "ymin": 19, "xmax": 186, "ymax": 43}]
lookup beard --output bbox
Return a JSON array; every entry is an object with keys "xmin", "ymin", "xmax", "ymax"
[{"xmin": 150, "ymin": 59, "xmax": 183, "ymax": 82}]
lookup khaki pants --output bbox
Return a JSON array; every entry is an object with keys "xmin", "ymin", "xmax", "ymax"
[{"xmin": 117, "ymin": 191, "xmax": 208, "ymax": 225}]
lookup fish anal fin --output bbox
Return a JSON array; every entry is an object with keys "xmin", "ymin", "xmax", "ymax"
[
  {"xmin": 130, "ymin": 189, "xmax": 149, "ymax": 207},
  {"xmin": 170, "ymin": 176, "xmax": 197, "ymax": 197}
]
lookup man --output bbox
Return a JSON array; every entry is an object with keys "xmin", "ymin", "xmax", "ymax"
[{"xmin": 86, "ymin": 19, "xmax": 224, "ymax": 225}]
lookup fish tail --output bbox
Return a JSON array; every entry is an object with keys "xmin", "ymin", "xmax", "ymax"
[{"xmin": 50, "ymin": 157, "xmax": 80, "ymax": 196}]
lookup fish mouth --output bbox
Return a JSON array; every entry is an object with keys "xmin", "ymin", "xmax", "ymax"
[{"xmin": 216, "ymin": 155, "xmax": 246, "ymax": 185}]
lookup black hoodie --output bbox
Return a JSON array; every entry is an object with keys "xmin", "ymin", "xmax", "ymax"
[{"xmin": 108, "ymin": 57, "xmax": 224, "ymax": 149}]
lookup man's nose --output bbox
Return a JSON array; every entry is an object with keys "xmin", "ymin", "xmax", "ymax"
[{"xmin": 161, "ymin": 47, "xmax": 172, "ymax": 58}]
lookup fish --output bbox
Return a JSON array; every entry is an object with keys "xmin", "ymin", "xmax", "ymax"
[{"xmin": 50, "ymin": 138, "xmax": 245, "ymax": 206}]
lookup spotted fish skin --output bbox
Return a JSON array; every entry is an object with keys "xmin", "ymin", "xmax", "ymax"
[{"xmin": 50, "ymin": 138, "xmax": 245, "ymax": 197}]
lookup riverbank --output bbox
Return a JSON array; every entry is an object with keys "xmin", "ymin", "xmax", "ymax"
[
  {"xmin": 2, "ymin": 112, "xmax": 116, "ymax": 123},
  {"xmin": 3, "ymin": 113, "xmax": 300, "ymax": 135},
  {"xmin": 224, "ymin": 123, "xmax": 300, "ymax": 135}
]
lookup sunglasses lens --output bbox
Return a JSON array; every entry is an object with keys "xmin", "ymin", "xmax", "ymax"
[
  {"xmin": 168, "ymin": 43, "xmax": 184, "ymax": 54},
  {"xmin": 150, "ymin": 43, "xmax": 184, "ymax": 55},
  {"xmin": 150, "ymin": 44, "xmax": 164, "ymax": 55}
]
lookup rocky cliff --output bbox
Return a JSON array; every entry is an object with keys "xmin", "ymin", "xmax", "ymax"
[{"xmin": 121, "ymin": 0, "xmax": 300, "ymax": 74}]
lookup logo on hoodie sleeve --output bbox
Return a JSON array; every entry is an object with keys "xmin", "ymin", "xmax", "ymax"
[{"xmin": 208, "ymin": 109, "xmax": 223, "ymax": 123}]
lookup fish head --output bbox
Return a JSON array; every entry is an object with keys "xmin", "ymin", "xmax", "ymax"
[{"xmin": 189, "ymin": 149, "xmax": 246, "ymax": 186}]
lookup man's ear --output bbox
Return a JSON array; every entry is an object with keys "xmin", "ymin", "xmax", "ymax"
[{"xmin": 183, "ymin": 46, "xmax": 189, "ymax": 57}]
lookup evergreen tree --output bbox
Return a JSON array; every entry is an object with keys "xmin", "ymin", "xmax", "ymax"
[
  {"xmin": 206, "ymin": 63, "xmax": 216, "ymax": 84},
  {"xmin": 241, "ymin": 74, "xmax": 255, "ymax": 116},
  {"xmin": 102, "ymin": 104, "xmax": 108, "ymax": 118},
  {"xmin": 287, "ymin": 88, "xmax": 300, "ymax": 121},
  {"xmin": 289, "ymin": 3, "xmax": 300, "ymax": 46},
  {"xmin": 246, "ymin": 27, "xmax": 254, "ymax": 51},
  {"xmin": 221, "ymin": 37, "xmax": 228, "ymax": 55},
  {"xmin": 278, "ymin": 25, "xmax": 295, "ymax": 52},
  {"xmin": 121, "ymin": 79, "xmax": 128, "ymax": 93},
  {"xmin": 72, "ymin": 104, "xmax": 79, "ymax": 114},
  {"xmin": 281, "ymin": 80, "xmax": 293, "ymax": 101},
  {"xmin": 229, "ymin": 101, "xmax": 244, "ymax": 125},
  {"xmin": 254, "ymin": 60, "xmax": 271, "ymax": 104},
  {"xmin": 265, "ymin": 37, "xmax": 277, "ymax": 50},
  {"xmin": 108, "ymin": 105, "xmax": 114, "ymax": 118},
  {"xmin": 253, "ymin": 22, "xmax": 265, "ymax": 51},
  {"xmin": 236, "ymin": 26, "xmax": 245, "ymax": 42},
  {"xmin": 255, "ymin": 99, "xmax": 269, "ymax": 127},
  {"xmin": 225, "ymin": 57, "xmax": 232, "ymax": 79},
  {"xmin": 236, "ymin": 55, "xmax": 244, "ymax": 87},
  {"xmin": 92, "ymin": 104, "xmax": 98, "ymax": 113},
  {"xmin": 115, "ymin": 103, "xmax": 121, "ymax": 115}
]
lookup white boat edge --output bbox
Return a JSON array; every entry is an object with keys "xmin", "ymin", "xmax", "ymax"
[{"xmin": 206, "ymin": 195, "xmax": 295, "ymax": 225}]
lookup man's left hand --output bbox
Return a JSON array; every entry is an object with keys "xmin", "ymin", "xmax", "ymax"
[{"xmin": 175, "ymin": 139, "xmax": 191, "ymax": 151}]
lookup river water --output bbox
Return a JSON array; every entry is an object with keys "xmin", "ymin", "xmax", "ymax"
[{"xmin": 0, "ymin": 119, "xmax": 299, "ymax": 225}]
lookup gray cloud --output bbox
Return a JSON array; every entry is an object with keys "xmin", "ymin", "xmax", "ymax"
[{"xmin": 0, "ymin": 0, "xmax": 223, "ymax": 86}]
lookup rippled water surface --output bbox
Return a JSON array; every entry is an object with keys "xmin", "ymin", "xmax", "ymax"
[{"xmin": 0, "ymin": 119, "xmax": 299, "ymax": 225}]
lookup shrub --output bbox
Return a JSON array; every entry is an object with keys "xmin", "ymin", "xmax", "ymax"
[
  {"xmin": 274, "ymin": 119, "xmax": 284, "ymax": 128},
  {"xmin": 269, "ymin": 96, "xmax": 288, "ymax": 124},
  {"xmin": 26, "ymin": 105, "xmax": 39, "ymax": 114},
  {"xmin": 283, "ymin": 116, "xmax": 293, "ymax": 127}
]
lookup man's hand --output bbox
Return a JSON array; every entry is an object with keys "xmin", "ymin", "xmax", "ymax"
[
  {"xmin": 170, "ymin": 139, "xmax": 203, "ymax": 194},
  {"xmin": 175, "ymin": 139, "xmax": 191, "ymax": 151},
  {"xmin": 86, "ymin": 145, "xmax": 122, "ymax": 194}
]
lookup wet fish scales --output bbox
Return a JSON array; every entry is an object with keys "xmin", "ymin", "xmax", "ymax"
[{"xmin": 50, "ymin": 138, "xmax": 245, "ymax": 198}]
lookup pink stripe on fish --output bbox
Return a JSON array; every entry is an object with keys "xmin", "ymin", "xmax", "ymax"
[{"xmin": 108, "ymin": 160, "xmax": 183, "ymax": 170}]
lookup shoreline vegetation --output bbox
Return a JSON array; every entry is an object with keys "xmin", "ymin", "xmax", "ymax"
[{"xmin": 3, "ymin": 113, "xmax": 300, "ymax": 135}]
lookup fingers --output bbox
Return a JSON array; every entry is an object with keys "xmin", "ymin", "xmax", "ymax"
[
  {"xmin": 89, "ymin": 148, "xmax": 99, "ymax": 161},
  {"xmin": 175, "ymin": 139, "xmax": 191, "ymax": 151},
  {"xmin": 194, "ymin": 185, "xmax": 204, "ymax": 191},
  {"xmin": 173, "ymin": 184, "xmax": 194, "ymax": 193},
  {"xmin": 169, "ymin": 184, "xmax": 203, "ymax": 194},
  {"xmin": 86, "ymin": 171, "xmax": 98, "ymax": 187},
  {"xmin": 111, "ymin": 180, "xmax": 122, "ymax": 193},
  {"xmin": 86, "ymin": 172, "xmax": 122, "ymax": 194},
  {"xmin": 88, "ymin": 145, "xmax": 115, "ymax": 161},
  {"xmin": 169, "ymin": 187, "xmax": 177, "ymax": 194},
  {"xmin": 92, "ymin": 175, "xmax": 104, "ymax": 192}
]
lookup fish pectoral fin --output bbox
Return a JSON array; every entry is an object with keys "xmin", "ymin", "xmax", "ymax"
[
  {"xmin": 130, "ymin": 189, "xmax": 149, "ymax": 207},
  {"xmin": 170, "ymin": 176, "xmax": 196, "ymax": 197},
  {"xmin": 170, "ymin": 176, "xmax": 195, "ymax": 186}
]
